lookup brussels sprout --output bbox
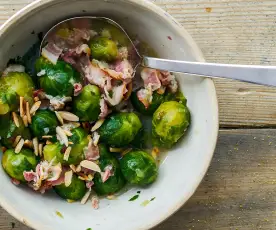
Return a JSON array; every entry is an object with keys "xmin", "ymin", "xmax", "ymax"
[
  {"xmin": 152, "ymin": 101, "xmax": 190, "ymax": 148},
  {"xmin": 73, "ymin": 85, "xmax": 101, "ymax": 122},
  {"xmin": 30, "ymin": 110, "xmax": 58, "ymax": 139},
  {"xmin": 164, "ymin": 90, "xmax": 187, "ymax": 105},
  {"xmin": 0, "ymin": 72, "xmax": 34, "ymax": 115},
  {"xmin": 93, "ymin": 144, "xmax": 126, "ymax": 195},
  {"xmin": 35, "ymin": 57, "xmax": 80, "ymax": 97},
  {"xmin": 2, "ymin": 148, "xmax": 38, "ymax": 182},
  {"xmin": 43, "ymin": 127, "xmax": 89, "ymax": 165},
  {"xmin": 0, "ymin": 113, "xmax": 31, "ymax": 148},
  {"xmin": 98, "ymin": 112, "xmax": 142, "ymax": 147},
  {"xmin": 131, "ymin": 90, "xmax": 165, "ymax": 115},
  {"xmin": 90, "ymin": 37, "xmax": 118, "ymax": 62},
  {"xmin": 120, "ymin": 150, "xmax": 157, "ymax": 186},
  {"xmin": 54, "ymin": 174, "xmax": 86, "ymax": 201}
]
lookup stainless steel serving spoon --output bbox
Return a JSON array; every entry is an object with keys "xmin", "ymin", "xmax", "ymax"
[{"xmin": 42, "ymin": 16, "xmax": 276, "ymax": 87}]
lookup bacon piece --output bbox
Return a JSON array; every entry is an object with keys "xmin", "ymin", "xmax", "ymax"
[
  {"xmin": 86, "ymin": 181, "xmax": 94, "ymax": 189},
  {"xmin": 104, "ymin": 83, "xmax": 127, "ymax": 106},
  {"xmin": 3, "ymin": 65, "xmax": 25, "ymax": 76},
  {"xmin": 159, "ymin": 71, "xmax": 178, "ymax": 93},
  {"xmin": 91, "ymin": 195, "xmax": 99, "ymax": 209},
  {"xmin": 114, "ymin": 59, "xmax": 134, "ymax": 81},
  {"xmin": 137, "ymin": 87, "xmax": 153, "ymax": 109},
  {"xmin": 41, "ymin": 42, "xmax": 63, "ymax": 65},
  {"xmin": 84, "ymin": 140, "xmax": 100, "ymax": 161},
  {"xmin": 100, "ymin": 165, "xmax": 113, "ymax": 183},
  {"xmin": 11, "ymin": 178, "xmax": 20, "ymax": 185},
  {"xmin": 99, "ymin": 98, "xmax": 109, "ymax": 119},
  {"xmin": 23, "ymin": 171, "xmax": 36, "ymax": 182},
  {"xmin": 74, "ymin": 83, "xmax": 83, "ymax": 96},
  {"xmin": 141, "ymin": 68, "xmax": 161, "ymax": 91}
]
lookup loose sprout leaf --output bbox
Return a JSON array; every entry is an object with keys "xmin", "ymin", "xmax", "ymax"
[{"xmin": 129, "ymin": 194, "xmax": 139, "ymax": 201}]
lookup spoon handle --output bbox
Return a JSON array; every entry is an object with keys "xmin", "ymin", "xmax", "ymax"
[{"xmin": 142, "ymin": 56, "xmax": 276, "ymax": 87}]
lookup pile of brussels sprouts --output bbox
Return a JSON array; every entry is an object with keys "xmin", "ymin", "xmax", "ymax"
[{"xmin": 0, "ymin": 24, "xmax": 190, "ymax": 207}]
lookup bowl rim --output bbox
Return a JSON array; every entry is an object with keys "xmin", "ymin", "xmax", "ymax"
[{"xmin": 0, "ymin": 0, "xmax": 219, "ymax": 229}]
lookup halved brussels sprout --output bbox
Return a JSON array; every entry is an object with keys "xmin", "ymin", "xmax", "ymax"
[
  {"xmin": 30, "ymin": 110, "xmax": 58, "ymax": 139},
  {"xmin": 54, "ymin": 174, "xmax": 86, "ymax": 201},
  {"xmin": 73, "ymin": 85, "xmax": 101, "ymax": 122},
  {"xmin": 93, "ymin": 144, "xmax": 126, "ymax": 195},
  {"xmin": 2, "ymin": 148, "xmax": 38, "ymax": 182},
  {"xmin": 0, "ymin": 72, "xmax": 34, "ymax": 115},
  {"xmin": 0, "ymin": 113, "xmax": 31, "ymax": 148},
  {"xmin": 131, "ymin": 90, "xmax": 165, "ymax": 115},
  {"xmin": 35, "ymin": 57, "xmax": 80, "ymax": 97},
  {"xmin": 98, "ymin": 112, "xmax": 142, "ymax": 147},
  {"xmin": 152, "ymin": 101, "xmax": 190, "ymax": 148},
  {"xmin": 43, "ymin": 127, "xmax": 89, "ymax": 165},
  {"xmin": 120, "ymin": 150, "xmax": 157, "ymax": 186},
  {"xmin": 90, "ymin": 37, "xmax": 118, "ymax": 62}
]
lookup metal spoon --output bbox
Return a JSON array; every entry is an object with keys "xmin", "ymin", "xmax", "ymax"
[{"xmin": 42, "ymin": 16, "xmax": 276, "ymax": 87}]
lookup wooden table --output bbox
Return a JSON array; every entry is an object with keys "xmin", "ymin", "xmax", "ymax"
[{"xmin": 1, "ymin": 0, "xmax": 276, "ymax": 229}]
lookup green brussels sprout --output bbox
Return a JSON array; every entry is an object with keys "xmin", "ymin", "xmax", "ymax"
[
  {"xmin": 30, "ymin": 110, "xmax": 58, "ymax": 139},
  {"xmin": 35, "ymin": 57, "xmax": 80, "ymax": 97},
  {"xmin": 152, "ymin": 101, "xmax": 190, "ymax": 148},
  {"xmin": 0, "ymin": 72, "xmax": 34, "ymax": 115},
  {"xmin": 93, "ymin": 144, "xmax": 126, "ymax": 195},
  {"xmin": 2, "ymin": 148, "xmax": 38, "ymax": 182},
  {"xmin": 98, "ymin": 112, "xmax": 142, "ymax": 147},
  {"xmin": 54, "ymin": 174, "xmax": 86, "ymax": 201},
  {"xmin": 43, "ymin": 127, "xmax": 89, "ymax": 165},
  {"xmin": 90, "ymin": 37, "xmax": 118, "ymax": 62},
  {"xmin": 131, "ymin": 90, "xmax": 165, "ymax": 115},
  {"xmin": 164, "ymin": 90, "xmax": 187, "ymax": 105},
  {"xmin": 0, "ymin": 113, "xmax": 31, "ymax": 148},
  {"xmin": 73, "ymin": 85, "xmax": 101, "ymax": 122},
  {"xmin": 120, "ymin": 150, "xmax": 158, "ymax": 186}
]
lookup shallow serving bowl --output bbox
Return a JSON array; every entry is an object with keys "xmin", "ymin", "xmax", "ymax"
[{"xmin": 0, "ymin": 0, "xmax": 218, "ymax": 229}]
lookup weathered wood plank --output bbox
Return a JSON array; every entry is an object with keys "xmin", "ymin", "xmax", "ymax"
[{"xmin": 1, "ymin": 129, "xmax": 276, "ymax": 229}]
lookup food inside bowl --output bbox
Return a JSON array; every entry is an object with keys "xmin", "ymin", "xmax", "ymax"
[{"xmin": 0, "ymin": 19, "xmax": 190, "ymax": 209}]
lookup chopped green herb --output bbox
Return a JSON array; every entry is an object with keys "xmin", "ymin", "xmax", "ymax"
[
  {"xmin": 55, "ymin": 211, "xmax": 64, "ymax": 219},
  {"xmin": 150, "ymin": 197, "xmax": 156, "ymax": 201},
  {"xmin": 86, "ymin": 228, "xmax": 92, "ymax": 230},
  {"xmin": 137, "ymin": 191, "xmax": 141, "ymax": 194},
  {"xmin": 129, "ymin": 194, "xmax": 139, "ymax": 201}
]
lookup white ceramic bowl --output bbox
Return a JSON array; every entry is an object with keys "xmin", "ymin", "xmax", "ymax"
[{"xmin": 0, "ymin": 1, "xmax": 218, "ymax": 229}]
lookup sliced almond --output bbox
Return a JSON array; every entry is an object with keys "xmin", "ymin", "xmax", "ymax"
[
  {"xmin": 20, "ymin": 97, "xmax": 24, "ymax": 117},
  {"xmin": 78, "ymin": 176, "xmax": 87, "ymax": 181},
  {"xmin": 121, "ymin": 148, "xmax": 132, "ymax": 156},
  {"xmin": 12, "ymin": 136, "xmax": 22, "ymax": 148},
  {"xmin": 30, "ymin": 101, "xmax": 41, "ymax": 115},
  {"xmin": 34, "ymin": 96, "xmax": 39, "ymax": 102},
  {"xmin": 38, "ymin": 143, "xmax": 43, "ymax": 156},
  {"xmin": 58, "ymin": 111, "xmax": 79, "ymax": 122},
  {"xmin": 76, "ymin": 165, "xmax": 82, "ymax": 172},
  {"xmin": 68, "ymin": 141, "xmax": 74, "ymax": 145},
  {"xmin": 12, "ymin": 112, "xmax": 20, "ymax": 128},
  {"xmin": 46, "ymin": 140, "xmax": 53, "ymax": 145},
  {"xmin": 56, "ymin": 126, "xmax": 68, "ymax": 147},
  {"xmin": 151, "ymin": 147, "xmax": 160, "ymax": 160},
  {"xmin": 109, "ymin": 147, "xmax": 124, "ymax": 153},
  {"xmin": 70, "ymin": 122, "xmax": 81, "ymax": 128},
  {"xmin": 69, "ymin": 164, "xmax": 76, "ymax": 173},
  {"xmin": 23, "ymin": 115, "xmax": 28, "ymax": 127},
  {"xmin": 91, "ymin": 119, "xmax": 105, "ymax": 132},
  {"xmin": 81, "ymin": 189, "xmax": 91, "ymax": 205},
  {"xmin": 63, "ymin": 147, "xmax": 72, "ymax": 161},
  {"xmin": 26, "ymin": 102, "xmax": 32, "ymax": 124},
  {"xmin": 33, "ymin": 137, "xmax": 39, "ymax": 156},
  {"xmin": 24, "ymin": 140, "xmax": 33, "ymax": 148},
  {"xmin": 15, "ymin": 138, "xmax": 24, "ymax": 154},
  {"xmin": 55, "ymin": 111, "xmax": 64, "ymax": 125},
  {"xmin": 80, "ymin": 160, "xmax": 101, "ymax": 173},
  {"xmin": 63, "ymin": 129, "xmax": 73, "ymax": 137},
  {"xmin": 87, "ymin": 174, "xmax": 94, "ymax": 181},
  {"xmin": 92, "ymin": 132, "xmax": 100, "ymax": 146},
  {"xmin": 42, "ymin": 135, "xmax": 53, "ymax": 139},
  {"xmin": 64, "ymin": 170, "xmax": 73, "ymax": 187}
]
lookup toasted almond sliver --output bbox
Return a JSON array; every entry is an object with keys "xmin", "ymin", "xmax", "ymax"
[
  {"xmin": 30, "ymin": 101, "xmax": 41, "ymax": 115},
  {"xmin": 26, "ymin": 102, "xmax": 32, "ymax": 124},
  {"xmin": 13, "ymin": 136, "xmax": 22, "ymax": 148},
  {"xmin": 24, "ymin": 140, "xmax": 33, "ymax": 148},
  {"xmin": 63, "ymin": 147, "xmax": 72, "ymax": 161},
  {"xmin": 34, "ymin": 96, "xmax": 39, "ymax": 102},
  {"xmin": 42, "ymin": 135, "xmax": 53, "ymax": 139},
  {"xmin": 121, "ymin": 148, "xmax": 132, "ymax": 156},
  {"xmin": 69, "ymin": 164, "xmax": 76, "ymax": 173},
  {"xmin": 46, "ymin": 140, "xmax": 53, "ymax": 145},
  {"xmin": 92, "ymin": 132, "xmax": 100, "ymax": 146},
  {"xmin": 87, "ymin": 174, "xmax": 94, "ymax": 181},
  {"xmin": 64, "ymin": 170, "xmax": 73, "ymax": 187},
  {"xmin": 55, "ymin": 111, "xmax": 64, "ymax": 125},
  {"xmin": 81, "ymin": 189, "xmax": 92, "ymax": 205},
  {"xmin": 33, "ymin": 137, "xmax": 39, "ymax": 156},
  {"xmin": 91, "ymin": 119, "xmax": 105, "ymax": 132},
  {"xmin": 109, "ymin": 147, "xmax": 124, "ymax": 153},
  {"xmin": 58, "ymin": 111, "xmax": 79, "ymax": 122},
  {"xmin": 15, "ymin": 138, "xmax": 24, "ymax": 154},
  {"xmin": 56, "ymin": 126, "xmax": 68, "ymax": 147},
  {"xmin": 20, "ymin": 97, "xmax": 24, "ymax": 117},
  {"xmin": 151, "ymin": 147, "xmax": 160, "ymax": 160},
  {"xmin": 63, "ymin": 129, "xmax": 73, "ymax": 137},
  {"xmin": 76, "ymin": 165, "xmax": 82, "ymax": 172},
  {"xmin": 70, "ymin": 122, "xmax": 81, "ymax": 128},
  {"xmin": 80, "ymin": 160, "xmax": 101, "ymax": 173},
  {"xmin": 12, "ymin": 112, "xmax": 20, "ymax": 128},
  {"xmin": 23, "ymin": 115, "xmax": 28, "ymax": 127},
  {"xmin": 38, "ymin": 143, "xmax": 43, "ymax": 156},
  {"xmin": 68, "ymin": 141, "xmax": 74, "ymax": 145},
  {"xmin": 78, "ymin": 176, "xmax": 86, "ymax": 181}
]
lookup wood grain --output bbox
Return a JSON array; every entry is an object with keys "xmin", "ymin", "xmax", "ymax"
[{"xmin": 2, "ymin": 129, "xmax": 276, "ymax": 230}]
